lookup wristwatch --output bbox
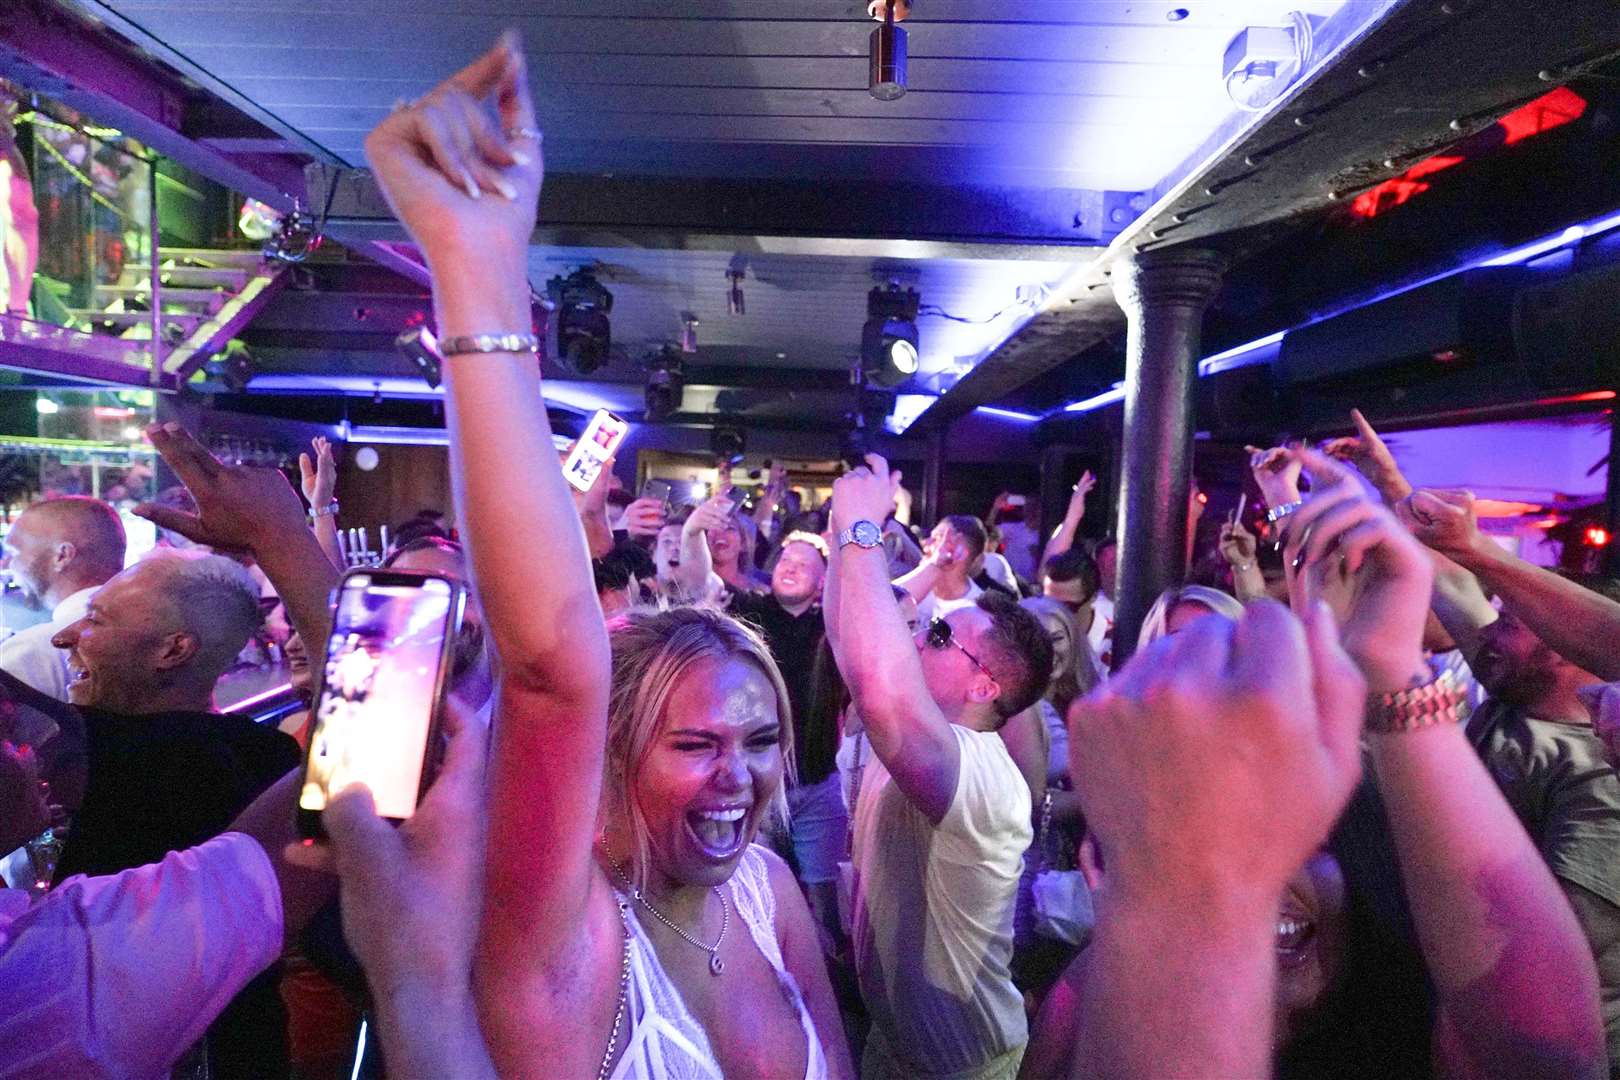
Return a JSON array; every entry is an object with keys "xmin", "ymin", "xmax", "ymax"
[{"xmin": 838, "ymin": 520, "xmax": 883, "ymax": 550}]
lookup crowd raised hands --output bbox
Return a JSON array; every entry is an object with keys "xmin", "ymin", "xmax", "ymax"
[{"xmin": 8, "ymin": 31, "xmax": 1620, "ymax": 1080}]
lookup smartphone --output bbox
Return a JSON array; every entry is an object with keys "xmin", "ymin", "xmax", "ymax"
[
  {"xmin": 563, "ymin": 409, "xmax": 630, "ymax": 493},
  {"xmin": 297, "ymin": 569, "xmax": 466, "ymax": 839},
  {"xmin": 639, "ymin": 477, "xmax": 673, "ymax": 511}
]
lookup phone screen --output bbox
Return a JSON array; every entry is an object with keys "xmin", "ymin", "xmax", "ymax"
[
  {"xmin": 299, "ymin": 572, "xmax": 463, "ymax": 825},
  {"xmin": 563, "ymin": 409, "xmax": 630, "ymax": 492}
]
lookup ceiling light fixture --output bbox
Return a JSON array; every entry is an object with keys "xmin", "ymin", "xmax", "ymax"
[
  {"xmin": 546, "ymin": 269, "xmax": 614, "ymax": 376},
  {"xmin": 645, "ymin": 347, "xmax": 686, "ymax": 421},
  {"xmin": 862, "ymin": 282, "xmax": 922, "ymax": 387},
  {"xmin": 868, "ymin": 0, "xmax": 910, "ymax": 101}
]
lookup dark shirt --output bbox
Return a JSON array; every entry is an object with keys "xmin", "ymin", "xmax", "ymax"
[
  {"xmin": 1468, "ymin": 698, "xmax": 1620, "ymax": 1075},
  {"xmin": 727, "ymin": 591, "xmax": 837, "ymax": 785}
]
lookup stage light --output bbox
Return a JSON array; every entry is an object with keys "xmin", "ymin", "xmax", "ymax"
[
  {"xmin": 546, "ymin": 269, "xmax": 614, "ymax": 376},
  {"xmin": 862, "ymin": 283, "xmax": 922, "ymax": 387},
  {"xmin": 868, "ymin": 0, "xmax": 909, "ymax": 101},
  {"xmin": 711, "ymin": 424, "xmax": 746, "ymax": 465},
  {"xmin": 1586, "ymin": 526, "xmax": 1611, "ymax": 548},
  {"xmin": 645, "ymin": 349, "xmax": 685, "ymax": 420}
]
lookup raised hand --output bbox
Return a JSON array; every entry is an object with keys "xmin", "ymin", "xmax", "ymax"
[
  {"xmin": 1069, "ymin": 599, "xmax": 1365, "ymax": 909},
  {"xmin": 135, "ymin": 422, "xmax": 308, "ymax": 554},
  {"xmin": 1281, "ymin": 449, "xmax": 1432, "ymax": 693},
  {"xmin": 362, "ymin": 31, "xmax": 542, "ymax": 272},
  {"xmin": 1066, "ymin": 470, "xmax": 1097, "ymax": 520},
  {"xmin": 1320, "ymin": 409, "xmax": 1411, "ymax": 502},
  {"xmin": 621, "ymin": 497, "xmax": 667, "ymax": 540},
  {"xmin": 1394, "ymin": 487, "xmax": 1484, "ymax": 561},
  {"xmin": 830, "ymin": 454, "xmax": 903, "ymax": 536},
  {"xmin": 1245, "ymin": 443, "xmax": 1304, "ymax": 510},
  {"xmin": 299, "ymin": 435, "xmax": 338, "ymax": 508},
  {"xmin": 1218, "ymin": 518, "xmax": 1258, "ymax": 568},
  {"xmin": 683, "ymin": 495, "xmax": 735, "ymax": 537}
]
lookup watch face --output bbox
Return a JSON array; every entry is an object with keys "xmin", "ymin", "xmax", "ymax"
[{"xmin": 853, "ymin": 520, "xmax": 882, "ymax": 546}]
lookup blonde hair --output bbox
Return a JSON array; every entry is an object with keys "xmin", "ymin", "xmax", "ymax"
[
  {"xmin": 1136, "ymin": 584, "xmax": 1245, "ymax": 652},
  {"xmin": 602, "ymin": 606, "xmax": 796, "ymax": 891}
]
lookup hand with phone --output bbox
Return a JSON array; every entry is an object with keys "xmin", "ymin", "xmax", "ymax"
[
  {"xmin": 298, "ymin": 569, "xmax": 466, "ymax": 838},
  {"xmin": 286, "ymin": 698, "xmax": 495, "ymax": 1077}
]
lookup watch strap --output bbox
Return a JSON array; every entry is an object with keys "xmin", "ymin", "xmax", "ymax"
[
  {"xmin": 1366, "ymin": 668, "xmax": 1467, "ymax": 733},
  {"xmin": 838, "ymin": 521, "xmax": 882, "ymax": 549}
]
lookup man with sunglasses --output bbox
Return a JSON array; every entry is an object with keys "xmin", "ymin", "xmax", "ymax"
[{"xmin": 826, "ymin": 454, "xmax": 1054, "ymax": 1080}]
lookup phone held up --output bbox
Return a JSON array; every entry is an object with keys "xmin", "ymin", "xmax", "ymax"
[
  {"xmin": 297, "ymin": 568, "xmax": 467, "ymax": 840},
  {"xmin": 563, "ymin": 409, "xmax": 630, "ymax": 493}
]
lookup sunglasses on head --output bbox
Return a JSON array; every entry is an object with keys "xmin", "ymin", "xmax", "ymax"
[{"xmin": 925, "ymin": 617, "xmax": 998, "ymax": 686}]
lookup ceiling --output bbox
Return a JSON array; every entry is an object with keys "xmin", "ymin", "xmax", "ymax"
[
  {"xmin": 84, "ymin": 0, "xmax": 1355, "ymax": 191},
  {"xmin": 12, "ymin": 0, "xmax": 1390, "ymax": 437}
]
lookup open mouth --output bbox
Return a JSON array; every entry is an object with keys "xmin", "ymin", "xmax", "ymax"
[
  {"xmin": 685, "ymin": 805, "xmax": 751, "ymax": 862},
  {"xmin": 1275, "ymin": 913, "xmax": 1317, "ymax": 967}
]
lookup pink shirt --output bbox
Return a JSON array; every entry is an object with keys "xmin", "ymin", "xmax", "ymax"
[{"xmin": 0, "ymin": 832, "xmax": 282, "ymax": 1079}]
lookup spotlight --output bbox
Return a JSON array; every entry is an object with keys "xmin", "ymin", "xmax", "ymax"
[
  {"xmin": 711, "ymin": 424, "xmax": 746, "ymax": 466},
  {"xmin": 645, "ymin": 348, "xmax": 686, "ymax": 421},
  {"xmin": 861, "ymin": 283, "xmax": 921, "ymax": 387},
  {"xmin": 203, "ymin": 340, "xmax": 255, "ymax": 392},
  {"xmin": 263, "ymin": 209, "xmax": 322, "ymax": 264},
  {"xmin": 396, "ymin": 325, "xmax": 442, "ymax": 390},
  {"xmin": 868, "ymin": 0, "xmax": 910, "ymax": 101},
  {"xmin": 546, "ymin": 269, "xmax": 614, "ymax": 376}
]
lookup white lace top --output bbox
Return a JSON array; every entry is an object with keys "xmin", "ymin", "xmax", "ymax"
[{"xmin": 606, "ymin": 845, "xmax": 828, "ymax": 1080}]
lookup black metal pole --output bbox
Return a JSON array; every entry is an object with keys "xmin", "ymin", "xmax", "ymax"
[
  {"xmin": 922, "ymin": 426, "xmax": 945, "ymax": 529},
  {"xmin": 1605, "ymin": 403, "xmax": 1620, "ymax": 578},
  {"xmin": 1110, "ymin": 249, "xmax": 1226, "ymax": 664}
]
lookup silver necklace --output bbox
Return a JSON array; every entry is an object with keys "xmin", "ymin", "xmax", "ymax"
[
  {"xmin": 605, "ymin": 857, "xmax": 729, "ymax": 976},
  {"xmin": 597, "ymin": 898, "xmax": 632, "ymax": 1080}
]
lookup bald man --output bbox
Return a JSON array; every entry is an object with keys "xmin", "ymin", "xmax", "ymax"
[{"xmin": 0, "ymin": 497, "xmax": 127, "ymax": 700}]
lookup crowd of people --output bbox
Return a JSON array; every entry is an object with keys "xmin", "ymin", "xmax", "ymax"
[{"xmin": 2, "ymin": 34, "xmax": 1619, "ymax": 1080}]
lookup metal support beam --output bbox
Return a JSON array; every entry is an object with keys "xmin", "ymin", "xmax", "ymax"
[
  {"xmin": 921, "ymin": 427, "xmax": 946, "ymax": 530},
  {"xmin": 1110, "ymin": 249, "xmax": 1226, "ymax": 664},
  {"xmin": 1606, "ymin": 405, "xmax": 1620, "ymax": 578},
  {"xmin": 0, "ymin": 2, "xmax": 304, "ymax": 210},
  {"xmin": 309, "ymin": 163, "xmax": 1118, "ymax": 261}
]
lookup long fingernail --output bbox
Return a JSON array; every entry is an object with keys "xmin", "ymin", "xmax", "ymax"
[
  {"xmin": 462, "ymin": 172, "xmax": 481, "ymax": 200},
  {"xmin": 510, "ymin": 149, "xmax": 532, "ymax": 166},
  {"xmin": 494, "ymin": 177, "xmax": 518, "ymax": 201}
]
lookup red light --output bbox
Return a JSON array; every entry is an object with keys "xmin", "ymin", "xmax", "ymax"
[
  {"xmin": 1349, "ymin": 88, "xmax": 1585, "ymax": 221},
  {"xmin": 1586, "ymin": 526, "xmax": 1611, "ymax": 548},
  {"xmin": 92, "ymin": 406, "xmax": 135, "ymax": 419}
]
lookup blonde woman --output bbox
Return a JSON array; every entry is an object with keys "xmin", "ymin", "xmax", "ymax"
[
  {"xmin": 361, "ymin": 34, "xmax": 851, "ymax": 1080},
  {"xmin": 1135, "ymin": 583, "xmax": 1245, "ymax": 652}
]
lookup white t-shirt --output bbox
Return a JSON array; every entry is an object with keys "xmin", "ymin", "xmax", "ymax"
[
  {"xmin": 915, "ymin": 579, "xmax": 984, "ymax": 627},
  {"xmin": 1087, "ymin": 592, "xmax": 1115, "ymax": 676},
  {"xmin": 0, "ymin": 586, "xmax": 95, "ymax": 702},
  {"xmin": 0, "ymin": 832, "xmax": 282, "ymax": 1079},
  {"xmin": 851, "ymin": 724, "xmax": 1032, "ymax": 1075}
]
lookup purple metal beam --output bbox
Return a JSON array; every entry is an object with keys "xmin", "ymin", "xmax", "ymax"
[
  {"xmin": 0, "ymin": 314, "xmax": 175, "ymax": 389},
  {"xmin": 0, "ymin": 1, "xmax": 305, "ymax": 210}
]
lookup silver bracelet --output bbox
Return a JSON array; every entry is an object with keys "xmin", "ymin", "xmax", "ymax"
[
  {"xmin": 1265, "ymin": 500, "xmax": 1304, "ymax": 524},
  {"xmin": 439, "ymin": 332, "xmax": 541, "ymax": 357},
  {"xmin": 310, "ymin": 500, "xmax": 339, "ymax": 520}
]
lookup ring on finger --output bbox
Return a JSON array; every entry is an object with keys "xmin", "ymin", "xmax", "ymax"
[{"xmin": 504, "ymin": 125, "xmax": 542, "ymax": 142}]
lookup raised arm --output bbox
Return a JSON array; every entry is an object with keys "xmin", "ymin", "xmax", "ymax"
[
  {"xmin": 1057, "ymin": 601, "xmax": 1367, "ymax": 1080},
  {"xmin": 1320, "ymin": 408, "xmax": 1415, "ymax": 505},
  {"xmin": 827, "ymin": 455, "xmax": 960, "ymax": 823},
  {"xmin": 137, "ymin": 426, "xmax": 339, "ymax": 652},
  {"xmin": 1400, "ymin": 487, "xmax": 1620, "ymax": 681},
  {"xmin": 361, "ymin": 33, "xmax": 610, "ymax": 979},
  {"xmin": 298, "ymin": 436, "xmax": 344, "ymax": 569},
  {"xmin": 677, "ymin": 496, "xmax": 731, "ymax": 599},
  {"xmin": 1041, "ymin": 471, "xmax": 1095, "ymax": 567},
  {"xmin": 1284, "ymin": 451, "xmax": 1605, "ymax": 1079}
]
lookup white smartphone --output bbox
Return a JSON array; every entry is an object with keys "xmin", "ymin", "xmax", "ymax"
[
  {"xmin": 563, "ymin": 409, "xmax": 630, "ymax": 493},
  {"xmin": 298, "ymin": 569, "xmax": 465, "ymax": 837}
]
